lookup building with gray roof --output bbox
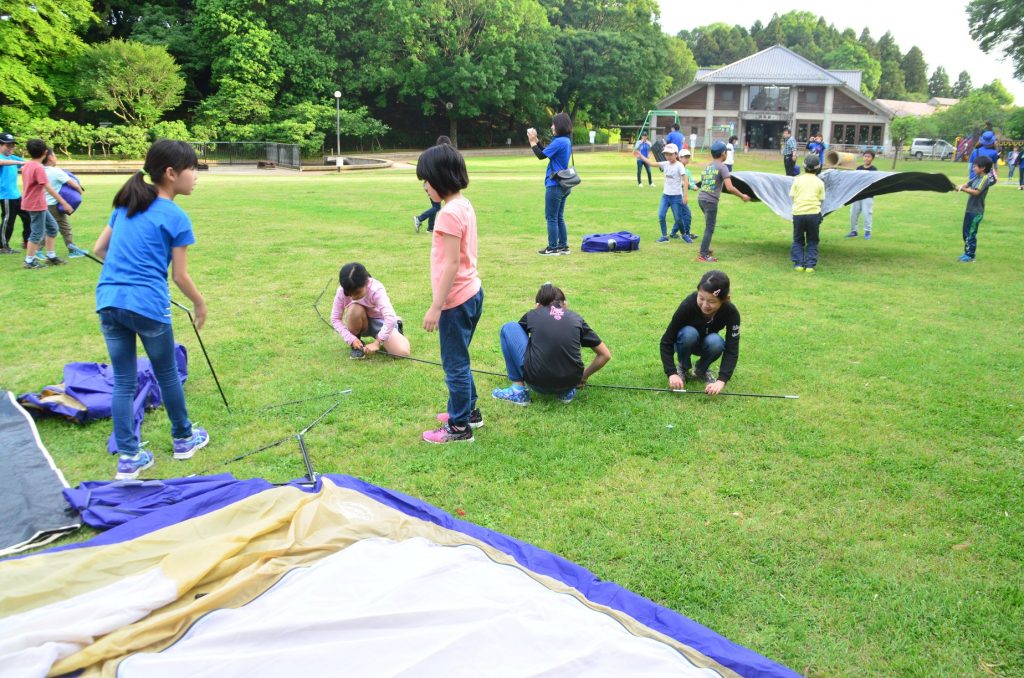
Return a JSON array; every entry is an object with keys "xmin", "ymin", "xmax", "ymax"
[{"xmin": 655, "ymin": 45, "xmax": 893, "ymax": 152}]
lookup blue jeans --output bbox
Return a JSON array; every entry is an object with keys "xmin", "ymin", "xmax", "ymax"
[
  {"xmin": 544, "ymin": 184, "xmax": 571, "ymax": 249},
  {"xmin": 417, "ymin": 200, "xmax": 441, "ymax": 229},
  {"xmin": 499, "ymin": 321, "xmax": 563, "ymax": 395},
  {"xmin": 99, "ymin": 307, "xmax": 192, "ymax": 455},
  {"xmin": 439, "ymin": 288, "xmax": 483, "ymax": 426},
  {"xmin": 791, "ymin": 213, "xmax": 821, "ymax": 267},
  {"xmin": 636, "ymin": 159, "xmax": 652, "ymax": 185},
  {"xmin": 675, "ymin": 326, "xmax": 725, "ymax": 373},
  {"xmin": 658, "ymin": 194, "xmax": 685, "ymax": 237}
]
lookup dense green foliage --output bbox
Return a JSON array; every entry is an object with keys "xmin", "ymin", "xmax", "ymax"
[
  {"xmin": 968, "ymin": 0, "xmax": 1024, "ymax": 80},
  {"xmin": 2, "ymin": 153, "xmax": 1021, "ymax": 675},
  {"xmin": 0, "ymin": 3, "xmax": 1019, "ymax": 151}
]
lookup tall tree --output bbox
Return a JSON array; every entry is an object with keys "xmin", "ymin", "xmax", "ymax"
[
  {"xmin": 875, "ymin": 32, "xmax": 906, "ymax": 99},
  {"xmin": 76, "ymin": 39, "xmax": 185, "ymax": 126},
  {"xmin": 394, "ymin": 0, "xmax": 559, "ymax": 146},
  {"xmin": 952, "ymin": 70, "xmax": 974, "ymax": 98},
  {"xmin": 679, "ymin": 23, "xmax": 756, "ymax": 66},
  {"xmin": 977, "ymin": 79, "xmax": 1013, "ymax": 105},
  {"xmin": 928, "ymin": 66, "xmax": 952, "ymax": 98},
  {"xmin": 858, "ymin": 28, "xmax": 879, "ymax": 60},
  {"xmin": 823, "ymin": 43, "xmax": 881, "ymax": 97},
  {"xmin": 967, "ymin": 0, "xmax": 1024, "ymax": 80},
  {"xmin": 901, "ymin": 46, "xmax": 928, "ymax": 95},
  {"xmin": 664, "ymin": 36, "xmax": 699, "ymax": 92},
  {"xmin": 537, "ymin": 0, "xmax": 660, "ymax": 31},
  {"xmin": 0, "ymin": 0, "xmax": 96, "ymax": 108}
]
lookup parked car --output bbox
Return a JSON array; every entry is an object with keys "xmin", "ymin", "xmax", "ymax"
[{"xmin": 909, "ymin": 138, "xmax": 954, "ymax": 160}]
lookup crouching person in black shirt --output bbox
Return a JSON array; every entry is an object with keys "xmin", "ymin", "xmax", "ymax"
[
  {"xmin": 492, "ymin": 283, "xmax": 611, "ymax": 405},
  {"xmin": 660, "ymin": 270, "xmax": 740, "ymax": 396}
]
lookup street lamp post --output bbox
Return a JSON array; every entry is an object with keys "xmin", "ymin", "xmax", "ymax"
[{"xmin": 333, "ymin": 90, "xmax": 342, "ymax": 160}]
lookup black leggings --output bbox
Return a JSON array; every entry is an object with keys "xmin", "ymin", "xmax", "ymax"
[{"xmin": 0, "ymin": 197, "xmax": 29, "ymax": 249}]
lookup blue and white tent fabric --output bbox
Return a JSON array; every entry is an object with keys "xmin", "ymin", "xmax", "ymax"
[
  {"xmin": 730, "ymin": 170, "xmax": 956, "ymax": 221},
  {"xmin": 1, "ymin": 474, "xmax": 798, "ymax": 677}
]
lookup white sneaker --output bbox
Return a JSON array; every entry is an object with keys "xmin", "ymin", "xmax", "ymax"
[{"xmin": 413, "ymin": 216, "xmax": 421, "ymax": 233}]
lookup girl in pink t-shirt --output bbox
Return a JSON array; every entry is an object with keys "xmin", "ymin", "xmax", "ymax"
[{"xmin": 417, "ymin": 144, "xmax": 484, "ymax": 444}]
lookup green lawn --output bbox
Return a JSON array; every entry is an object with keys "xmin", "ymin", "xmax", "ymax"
[{"xmin": 1, "ymin": 151, "xmax": 1021, "ymax": 676}]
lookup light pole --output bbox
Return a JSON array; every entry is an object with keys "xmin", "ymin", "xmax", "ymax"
[{"xmin": 333, "ymin": 90, "xmax": 341, "ymax": 159}]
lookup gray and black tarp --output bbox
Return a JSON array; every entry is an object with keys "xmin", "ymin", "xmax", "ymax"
[
  {"xmin": 730, "ymin": 170, "xmax": 957, "ymax": 221},
  {"xmin": 0, "ymin": 391, "xmax": 80, "ymax": 557}
]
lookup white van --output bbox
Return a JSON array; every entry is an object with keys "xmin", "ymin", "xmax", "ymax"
[{"xmin": 909, "ymin": 138, "xmax": 954, "ymax": 160}]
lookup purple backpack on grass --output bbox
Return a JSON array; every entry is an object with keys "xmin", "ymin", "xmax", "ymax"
[{"xmin": 581, "ymin": 231, "xmax": 640, "ymax": 253}]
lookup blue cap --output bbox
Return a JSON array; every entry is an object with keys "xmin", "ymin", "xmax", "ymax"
[{"xmin": 710, "ymin": 140, "xmax": 727, "ymax": 154}]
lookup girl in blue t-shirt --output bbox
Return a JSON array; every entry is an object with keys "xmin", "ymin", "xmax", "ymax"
[
  {"xmin": 527, "ymin": 112, "xmax": 574, "ymax": 255},
  {"xmin": 93, "ymin": 140, "xmax": 210, "ymax": 480}
]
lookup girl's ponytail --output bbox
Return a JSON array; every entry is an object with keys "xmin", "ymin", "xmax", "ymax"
[
  {"xmin": 113, "ymin": 140, "xmax": 198, "ymax": 217},
  {"xmin": 112, "ymin": 169, "xmax": 158, "ymax": 217}
]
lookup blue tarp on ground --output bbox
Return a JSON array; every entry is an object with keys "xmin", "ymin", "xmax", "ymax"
[{"xmin": 17, "ymin": 345, "xmax": 188, "ymax": 453}]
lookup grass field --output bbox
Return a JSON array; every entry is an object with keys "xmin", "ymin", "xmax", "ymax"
[{"xmin": 1, "ymin": 151, "xmax": 1021, "ymax": 676}]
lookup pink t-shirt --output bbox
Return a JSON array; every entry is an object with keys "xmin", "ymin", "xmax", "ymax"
[
  {"xmin": 21, "ymin": 161, "xmax": 49, "ymax": 211},
  {"xmin": 431, "ymin": 196, "xmax": 481, "ymax": 310}
]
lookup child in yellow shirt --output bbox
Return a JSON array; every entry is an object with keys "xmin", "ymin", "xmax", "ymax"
[{"xmin": 789, "ymin": 154, "xmax": 825, "ymax": 272}]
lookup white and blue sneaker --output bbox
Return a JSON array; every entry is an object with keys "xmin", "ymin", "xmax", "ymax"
[
  {"xmin": 656, "ymin": 236, "xmax": 670, "ymax": 243},
  {"xmin": 173, "ymin": 427, "xmax": 210, "ymax": 460},
  {"xmin": 67, "ymin": 244, "xmax": 89, "ymax": 258},
  {"xmin": 115, "ymin": 449, "xmax": 155, "ymax": 480},
  {"xmin": 558, "ymin": 387, "xmax": 577, "ymax": 403},
  {"xmin": 492, "ymin": 385, "xmax": 530, "ymax": 406}
]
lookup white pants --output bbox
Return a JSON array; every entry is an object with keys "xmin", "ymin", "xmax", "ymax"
[{"xmin": 850, "ymin": 197, "xmax": 873, "ymax": 233}]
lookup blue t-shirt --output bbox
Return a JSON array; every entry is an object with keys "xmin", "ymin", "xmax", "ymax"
[
  {"xmin": 968, "ymin": 146, "xmax": 999, "ymax": 180},
  {"xmin": 96, "ymin": 198, "xmax": 196, "ymax": 324},
  {"xmin": 543, "ymin": 135, "xmax": 572, "ymax": 187},
  {"xmin": 0, "ymin": 154, "xmax": 24, "ymax": 199},
  {"xmin": 666, "ymin": 131, "xmax": 684, "ymax": 149},
  {"xmin": 636, "ymin": 140, "xmax": 651, "ymax": 158}
]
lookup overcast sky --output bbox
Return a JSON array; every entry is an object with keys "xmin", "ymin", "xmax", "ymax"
[{"xmin": 656, "ymin": 0, "xmax": 1022, "ymax": 104}]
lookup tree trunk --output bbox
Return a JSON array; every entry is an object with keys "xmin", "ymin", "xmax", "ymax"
[{"xmin": 449, "ymin": 114, "xmax": 458, "ymax": 148}]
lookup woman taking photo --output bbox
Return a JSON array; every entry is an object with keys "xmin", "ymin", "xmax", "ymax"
[{"xmin": 527, "ymin": 112, "xmax": 574, "ymax": 256}]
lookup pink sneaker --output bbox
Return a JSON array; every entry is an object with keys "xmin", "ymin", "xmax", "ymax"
[
  {"xmin": 422, "ymin": 423, "xmax": 474, "ymax": 444},
  {"xmin": 436, "ymin": 408, "xmax": 484, "ymax": 429}
]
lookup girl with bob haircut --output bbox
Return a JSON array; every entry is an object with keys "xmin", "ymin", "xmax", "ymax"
[
  {"xmin": 93, "ymin": 140, "xmax": 210, "ymax": 480},
  {"xmin": 659, "ymin": 270, "xmax": 740, "ymax": 396},
  {"xmin": 492, "ymin": 283, "xmax": 611, "ymax": 406},
  {"xmin": 527, "ymin": 111, "xmax": 574, "ymax": 255},
  {"xmin": 331, "ymin": 262, "xmax": 410, "ymax": 359},
  {"xmin": 416, "ymin": 143, "xmax": 485, "ymax": 443}
]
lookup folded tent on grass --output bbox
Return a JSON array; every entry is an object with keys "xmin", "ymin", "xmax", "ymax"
[{"xmin": 0, "ymin": 471, "xmax": 800, "ymax": 678}]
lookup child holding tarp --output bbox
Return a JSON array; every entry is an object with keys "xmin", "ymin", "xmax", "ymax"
[
  {"xmin": 790, "ymin": 153, "xmax": 825, "ymax": 272},
  {"xmin": 634, "ymin": 142, "xmax": 689, "ymax": 243}
]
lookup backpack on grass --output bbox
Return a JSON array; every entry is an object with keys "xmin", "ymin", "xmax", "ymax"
[{"xmin": 581, "ymin": 231, "xmax": 640, "ymax": 253}]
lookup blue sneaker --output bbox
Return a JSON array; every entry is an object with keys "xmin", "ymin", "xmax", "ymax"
[
  {"xmin": 173, "ymin": 427, "xmax": 209, "ymax": 460},
  {"xmin": 34, "ymin": 251, "xmax": 47, "ymax": 262},
  {"xmin": 558, "ymin": 387, "xmax": 577, "ymax": 403},
  {"xmin": 958, "ymin": 254, "xmax": 975, "ymax": 263},
  {"xmin": 67, "ymin": 244, "xmax": 88, "ymax": 258},
  {"xmin": 492, "ymin": 385, "xmax": 530, "ymax": 406},
  {"xmin": 682, "ymin": 234, "xmax": 694, "ymax": 244},
  {"xmin": 115, "ymin": 450, "xmax": 155, "ymax": 480},
  {"xmin": 656, "ymin": 236, "xmax": 670, "ymax": 243},
  {"xmin": 864, "ymin": 232, "xmax": 871, "ymax": 240}
]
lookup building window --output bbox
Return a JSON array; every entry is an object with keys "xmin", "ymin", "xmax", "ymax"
[
  {"xmin": 797, "ymin": 123, "xmax": 808, "ymax": 142},
  {"xmin": 870, "ymin": 125, "xmax": 882, "ymax": 145},
  {"xmin": 806, "ymin": 91, "xmax": 818, "ymax": 103},
  {"xmin": 722, "ymin": 89, "xmax": 735, "ymax": 101},
  {"xmin": 748, "ymin": 85, "xmax": 791, "ymax": 111}
]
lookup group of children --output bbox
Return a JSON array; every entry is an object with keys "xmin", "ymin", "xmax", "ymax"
[
  {"xmin": 0, "ymin": 134, "xmax": 88, "ymax": 266},
  {"xmin": 8, "ymin": 123, "xmax": 1005, "ymax": 477},
  {"xmin": 633, "ymin": 138, "xmax": 751, "ymax": 261}
]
